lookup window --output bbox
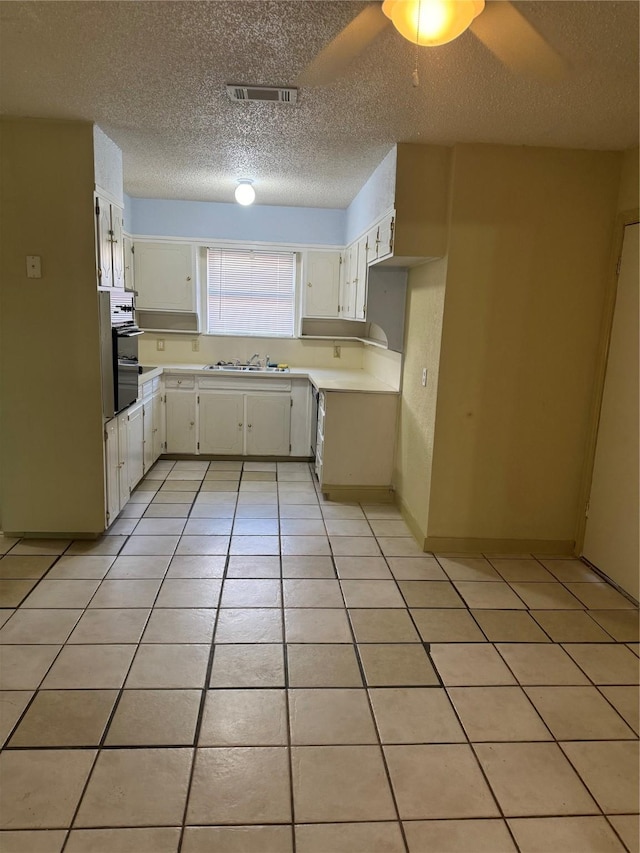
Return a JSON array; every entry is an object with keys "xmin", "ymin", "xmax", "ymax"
[{"xmin": 206, "ymin": 247, "xmax": 296, "ymax": 337}]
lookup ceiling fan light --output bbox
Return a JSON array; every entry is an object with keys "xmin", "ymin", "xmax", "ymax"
[
  {"xmin": 235, "ymin": 180, "xmax": 255, "ymax": 206},
  {"xmin": 382, "ymin": 0, "xmax": 485, "ymax": 47}
]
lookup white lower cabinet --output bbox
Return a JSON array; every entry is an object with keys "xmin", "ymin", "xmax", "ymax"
[
  {"xmin": 151, "ymin": 390, "xmax": 164, "ymax": 461},
  {"xmin": 199, "ymin": 393, "xmax": 245, "ymax": 455},
  {"xmin": 104, "ymin": 418, "xmax": 121, "ymax": 526},
  {"xmin": 315, "ymin": 390, "xmax": 398, "ymax": 494},
  {"xmin": 165, "ymin": 388, "xmax": 197, "ymax": 454},
  {"xmin": 142, "ymin": 378, "xmax": 164, "ymax": 473},
  {"xmin": 143, "ymin": 397, "xmax": 154, "ymax": 473},
  {"xmin": 104, "ymin": 385, "xmax": 163, "ymax": 527},
  {"xmin": 246, "ymin": 394, "xmax": 291, "ymax": 456},
  {"xmin": 102, "ymin": 411, "xmax": 132, "ymax": 528},
  {"xmin": 199, "ymin": 392, "xmax": 291, "ymax": 455},
  {"xmin": 126, "ymin": 401, "xmax": 144, "ymax": 488},
  {"xmin": 162, "ymin": 374, "xmax": 302, "ymax": 457},
  {"xmin": 117, "ymin": 413, "xmax": 129, "ymax": 510}
]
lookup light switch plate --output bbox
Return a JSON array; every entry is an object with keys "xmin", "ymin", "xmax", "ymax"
[{"xmin": 421, "ymin": 367, "xmax": 427, "ymax": 387}]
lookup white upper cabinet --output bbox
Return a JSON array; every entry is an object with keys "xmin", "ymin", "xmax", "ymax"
[
  {"xmin": 354, "ymin": 234, "xmax": 369, "ymax": 320},
  {"xmin": 123, "ymin": 235, "xmax": 135, "ymax": 293},
  {"xmin": 134, "ymin": 241, "xmax": 196, "ymax": 312},
  {"xmin": 338, "ymin": 237, "xmax": 368, "ymax": 321},
  {"xmin": 302, "ymin": 251, "xmax": 341, "ymax": 318},
  {"xmin": 339, "ymin": 243, "xmax": 356, "ymax": 319},
  {"xmin": 376, "ymin": 210, "xmax": 395, "ymax": 262},
  {"xmin": 95, "ymin": 194, "xmax": 125, "ymax": 289}
]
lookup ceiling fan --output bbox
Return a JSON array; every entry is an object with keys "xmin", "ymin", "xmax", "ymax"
[{"xmin": 296, "ymin": 0, "xmax": 566, "ymax": 86}]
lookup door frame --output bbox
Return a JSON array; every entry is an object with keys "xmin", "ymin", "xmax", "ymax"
[{"xmin": 575, "ymin": 207, "xmax": 639, "ymax": 554}]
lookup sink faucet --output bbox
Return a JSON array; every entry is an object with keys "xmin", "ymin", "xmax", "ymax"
[{"xmin": 248, "ymin": 353, "xmax": 261, "ymax": 366}]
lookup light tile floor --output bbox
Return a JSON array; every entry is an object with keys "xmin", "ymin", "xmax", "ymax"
[{"xmin": 0, "ymin": 459, "xmax": 638, "ymax": 853}]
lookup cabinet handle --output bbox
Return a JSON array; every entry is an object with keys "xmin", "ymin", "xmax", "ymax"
[
  {"xmin": 238, "ymin": 423, "xmax": 243, "ymax": 429},
  {"xmin": 307, "ymin": 282, "xmax": 312, "ymax": 288},
  {"xmin": 247, "ymin": 424, "xmax": 252, "ymax": 429},
  {"xmin": 190, "ymin": 421, "xmax": 195, "ymax": 427},
  {"xmin": 186, "ymin": 276, "xmax": 192, "ymax": 281}
]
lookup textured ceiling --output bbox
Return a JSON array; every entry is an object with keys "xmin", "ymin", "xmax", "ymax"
[{"xmin": 0, "ymin": 1, "xmax": 638, "ymax": 208}]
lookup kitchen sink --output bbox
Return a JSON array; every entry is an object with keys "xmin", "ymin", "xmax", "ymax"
[{"xmin": 204, "ymin": 364, "xmax": 289, "ymax": 373}]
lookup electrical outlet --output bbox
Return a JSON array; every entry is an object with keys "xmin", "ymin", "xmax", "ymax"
[
  {"xmin": 157, "ymin": 339, "xmax": 165, "ymax": 352},
  {"xmin": 26, "ymin": 255, "xmax": 42, "ymax": 279},
  {"xmin": 192, "ymin": 338, "xmax": 199, "ymax": 352},
  {"xmin": 333, "ymin": 345, "xmax": 341, "ymax": 358},
  {"xmin": 421, "ymin": 367, "xmax": 427, "ymax": 387}
]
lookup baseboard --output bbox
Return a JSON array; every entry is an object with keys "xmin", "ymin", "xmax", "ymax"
[
  {"xmin": 321, "ymin": 485, "xmax": 395, "ymax": 503},
  {"xmin": 422, "ymin": 536, "xmax": 575, "ymax": 556},
  {"xmin": 2, "ymin": 531, "xmax": 101, "ymax": 540},
  {"xmin": 397, "ymin": 496, "xmax": 428, "ymax": 544}
]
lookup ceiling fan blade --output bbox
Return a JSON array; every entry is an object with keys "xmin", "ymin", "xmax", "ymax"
[
  {"xmin": 296, "ymin": 3, "xmax": 389, "ymax": 87},
  {"xmin": 470, "ymin": 0, "xmax": 568, "ymax": 81}
]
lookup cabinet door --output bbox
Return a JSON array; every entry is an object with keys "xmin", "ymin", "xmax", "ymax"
[
  {"xmin": 134, "ymin": 242, "xmax": 196, "ymax": 312},
  {"xmin": 246, "ymin": 395, "xmax": 291, "ymax": 456},
  {"xmin": 339, "ymin": 244, "xmax": 356, "ymax": 319},
  {"xmin": 111, "ymin": 205, "xmax": 125, "ymax": 290},
  {"xmin": 104, "ymin": 418, "xmax": 121, "ymax": 525},
  {"xmin": 96, "ymin": 195, "xmax": 113, "ymax": 287},
  {"xmin": 152, "ymin": 391, "xmax": 163, "ymax": 462},
  {"xmin": 123, "ymin": 235, "xmax": 135, "ymax": 293},
  {"xmin": 127, "ymin": 402, "xmax": 144, "ymax": 490},
  {"xmin": 143, "ymin": 399, "xmax": 154, "ymax": 473},
  {"xmin": 303, "ymin": 252, "xmax": 341, "ymax": 318},
  {"xmin": 377, "ymin": 211, "xmax": 395, "ymax": 261},
  {"xmin": 165, "ymin": 390, "xmax": 197, "ymax": 453},
  {"xmin": 367, "ymin": 224, "xmax": 379, "ymax": 264},
  {"xmin": 354, "ymin": 235, "xmax": 368, "ymax": 320},
  {"xmin": 199, "ymin": 393, "xmax": 244, "ymax": 455},
  {"xmin": 117, "ymin": 413, "xmax": 129, "ymax": 506}
]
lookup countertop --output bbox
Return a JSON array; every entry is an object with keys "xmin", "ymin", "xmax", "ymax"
[{"xmin": 138, "ymin": 364, "xmax": 398, "ymax": 394}]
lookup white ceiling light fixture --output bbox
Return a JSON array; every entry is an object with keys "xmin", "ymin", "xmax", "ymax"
[
  {"xmin": 235, "ymin": 179, "xmax": 255, "ymax": 206},
  {"xmin": 381, "ymin": 0, "xmax": 485, "ymax": 47}
]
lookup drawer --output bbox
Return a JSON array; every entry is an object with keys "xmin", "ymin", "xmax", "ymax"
[
  {"xmin": 198, "ymin": 376, "xmax": 292, "ymax": 392},
  {"xmin": 152, "ymin": 377, "xmax": 161, "ymax": 393},
  {"xmin": 141, "ymin": 381, "xmax": 153, "ymax": 400},
  {"xmin": 164, "ymin": 375, "xmax": 195, "ymax": 389}
]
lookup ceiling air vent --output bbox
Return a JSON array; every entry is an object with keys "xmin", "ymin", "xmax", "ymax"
[{"xmin": 226, "ymin": 84, "xmax": 298, "ymax": 104}]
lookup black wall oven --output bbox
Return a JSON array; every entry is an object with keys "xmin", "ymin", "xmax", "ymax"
[{"xmin": 99, "ymin": 291, "xmax": 144, "ymax": 418}]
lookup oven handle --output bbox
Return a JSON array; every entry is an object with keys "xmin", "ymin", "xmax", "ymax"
[{"xmin": 117, "ymin": 329, "xmax": 144, "ymax": 337}]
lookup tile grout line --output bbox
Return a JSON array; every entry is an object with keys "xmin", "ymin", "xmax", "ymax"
[
  {"xmin": 1, "ymin": 458, "xmax": 637, "ymax": 845},
  {"xmin": 278, "ymin": 466, "xmax": 298, "ymax": 853},
  {"xmin": 175, "ymin": 459, "xmax": 234, "ymax": 853},
  {"xmin": 58, "ymin": 513, "xmax": 178, "ymax": 852},
  {"xmin": 335, "ymin": 534, "xmax": 412, "ymax": 853}
]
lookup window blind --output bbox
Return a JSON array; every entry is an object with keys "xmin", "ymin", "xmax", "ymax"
[{"xmin": 206, "ymin": 247, "xmax": 295, "ymax": 337}]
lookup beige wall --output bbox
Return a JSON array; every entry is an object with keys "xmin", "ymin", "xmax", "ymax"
[
  {"xmin": 395, "ymin": 144, "xmax": 451, "ymax": 260},
  {"xmin": 362, "ymin": 345, "xmax": 402, "ymax": 388},
  {"xmin": 394, "ymin": 258, "xmax": 447, "ymax": 535},
  {"xmin": 396, "ymin": 143, "xmax": 622, "ymax": 552},
  {"xmin": 0, "ymin": 118, "xmax": 106, "ymax": 534},
  {"xmin": 617, "ymin": 147, "xmax": 639, "ymax": 212},
  {"xmin": 138, "ymin": 334, "xmax": 364, "ymax": 370}
]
